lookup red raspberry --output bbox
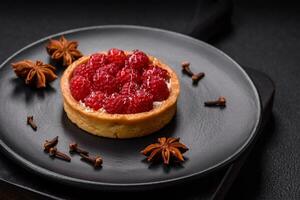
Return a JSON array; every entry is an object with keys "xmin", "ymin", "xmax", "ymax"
[
  {"xmin": 107, "ymin": 48, "xmax": 127, "ymax": 67},
  {"xmin": 104, "ymin": 93, "xmax": 131, "ymax": 114},
  {"xmin": 127, "ymin": 90, "xmax": 153, "ymax": 113},
  {"xmin": 84, "ymin": 91, "xmax": 107, "ymax": 111},
  {"xmin": 92, "ymin": 69, "xmax": 118, "ymax": 94},
  {"xmin": 124, "ymin": 59, "xmax": 130, "ymax": 68},
  {"xmin": 120, "ymin": 82, "xmax": 139, "ymax": 95},
  {"xmin": 87, "ymin": 53, "xmax": 107, "ymax": 69},
  {"xmin": 143, "ymin": 77, "xmax": 169, "ymax": 101},
  {"xmin": 128, "ymin": 50, "xmax": 149, "ymax": 70},
  {"xmin": 70, "ymin": 49, "xmax": 169, "ymax": 114},
  {"xmin": 70, "ymin": 76, "xmax": 92, "ymax": 101},
  {"xmin": 100, "ymin": 63, "xmax": 121, "ymax": 76},
  {"xmin": 116, "ymin": 67, "xmax": 141, "ymax": 86},
  {"xmin": 72, "ymin": 63, "xmax": 96, "ymax": 81},
  {"xmin": 142, "ymin": 65, "xmax": 170, "ymax": 81}
]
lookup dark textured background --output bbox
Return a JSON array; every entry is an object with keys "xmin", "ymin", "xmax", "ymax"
[
  {"xmin": 0, "ymin": 0, "xmax": 299, "ymax": 199},
  {"xmin": 216, "ymin": 1, "xmax": 300, "ymax": 199}
]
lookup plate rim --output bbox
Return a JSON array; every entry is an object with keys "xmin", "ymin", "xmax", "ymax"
[{"xmin": 0, "ymin": 25, "xmax": 262, "ymax": 190}]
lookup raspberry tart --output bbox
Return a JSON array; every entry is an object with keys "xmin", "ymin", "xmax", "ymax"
[{"xmin": 61, "ymin": 48, "xmax": 180, "ymax": 139}]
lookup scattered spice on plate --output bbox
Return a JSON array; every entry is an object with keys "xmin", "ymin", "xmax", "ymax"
[
  {"xmin": 69, "ymin": 142, "xmax": 89, "ymax": 155},
  {"xmin": 49, "ymin": 147, "xmax": 71, "ymax": 162},
  {"xmin": 43, "ymin": 136, "xmax": 70, "ymax": 162},
  {"xmin": 141, "ymin": 137, "xmax": 189, "ymax": 165},
  {"xmin": 69, "ymin": 142, "xmax": 101, "ymax": 167},
  {"xmin": 11, "ymin": 60, "xmax": 57, "ymax": 88},
  {"xmin": 43, "ymin": 136, "xmax": 59, "ymax": 152},
  {"xmin": 181, "ymin": 61, "xmax": 194, "ymax": 76},
  {"xmin": 181, "ymin": 61, "xmax": 205, "ymax": 84},
  {"xmin": 204, "ymin": 96, "xmax": 226, "ymax": 107},
  {"xmin": 80, "ymin": 153, "xmax": 103, "ymax": 168},
  {"xmin": 27, "ymin": 116, "xmax": 37, "ymax": 131},
  {"xmin": 46, "ymin": 35, "xmax": 83, "ymax": 66},
  {"xmin": 192, "ymin": 72, "xmax": 205, "ymax": 84}
]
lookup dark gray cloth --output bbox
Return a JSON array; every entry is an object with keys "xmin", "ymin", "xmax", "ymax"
[
  {"xmin": 215, "ymin": 0, "xmax": 300, "ymax": 199},
  {"xmin": 0, "ymin": 0, "xmax": 231, "ymax": 64}
]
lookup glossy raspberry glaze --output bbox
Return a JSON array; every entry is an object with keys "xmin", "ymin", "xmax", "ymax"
[{"xmin": 69, "ymin": 49, "xmax": 170, "ymax": 114}]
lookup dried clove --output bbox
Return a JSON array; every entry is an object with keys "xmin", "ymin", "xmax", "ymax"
[
  {"xmin": 181, "ymin": 61, "xmax": 194, "ymax": 76},
  {"xmin": 27, "ymin": 116, "xmax": 37, "ymax": 131},
  {"xmin": 181, "ymin": 61, "xmax": 205, "ymax": 84},
  {"xmin": 49, "ymin": 147, "xmax": 71, "ymax": 162},
  {"xmin": 80, "ymin": 153, "xmax": 102, "ymax": 168},
  {"xmin": 69, "ymin": 142, "xmax": 89, "ymax": 155},
  {"xmin": 192, "ymin": 72, "xmax": 205, "ymax": 83},
  {"xmin": 204, "ymin": 96, "xmax": 226, "ymax": 107},
  {"xmin": 43, "ymin": 136, "xmax": 59, "ymax": 152}
]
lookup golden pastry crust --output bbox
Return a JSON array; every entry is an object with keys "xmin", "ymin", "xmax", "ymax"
[{"xmin": 60, "ymin": 51, "xmax": 180, "ymax": 139}]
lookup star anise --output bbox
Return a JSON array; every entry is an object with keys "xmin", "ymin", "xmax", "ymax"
[
  {"xmin": 46, "ymin": 36, "xmax": 83, "ymax": 67},
  {"xmin": 141, "ymin": 137, "xmax": 189, "ymax": 165},
  {"xmin": 11, "ymin": 60, "xmax": 57, "ymax": 88}
]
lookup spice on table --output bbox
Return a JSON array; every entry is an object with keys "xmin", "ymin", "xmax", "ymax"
[
  {"xmin": 192, "ymin": 72, "xmax": 205, "ymax": 83},
  {"xmin": 141, "ymin": 137, "xmax": 189, "ymax": 165},
  {"xmin": 80, "ymin": 153, "xmax": 103, "ymax": 168},
  {"xmin": 43, "ymin": 136, "xmax": 59, "ymax": 152},
  {"xmin": 181, "ymin": 61, "xmax": 205, "ymax": 84},
  {"xmin": 46, "ymin": 35, "xmax": 83, "ymax": 67},
  {"xmin": 11, "ymin": 60, "xmax": 57, "ymax": 88},
  {"xmin": 27, "ymin": 116, "xmax": 37, "ymax": 131},
  {"xmin": 49, "ymin": 147, "xmax": 71, "ymax": 162},
  {"xmin": 204, "ymin": 96, "xmax": 226, "ymax": 107},
  {"xmin": 69, "ymin": 142, "xmax": 89, "ymax": 155},
  {"xmin": 181, "ymin": 61, "xmax": 194, "ymax": 76}
]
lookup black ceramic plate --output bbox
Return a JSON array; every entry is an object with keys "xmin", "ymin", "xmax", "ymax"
[{"xmin": 0, "ymin": 25, "xmax": 261, "ymax": 190}]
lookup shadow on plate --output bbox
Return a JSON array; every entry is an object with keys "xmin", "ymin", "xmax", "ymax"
[
  {"xmin": 59, "ymin": 107, "xmax": 180, "ymax": 158},
  {"xmin": 9, "ymin": 77, "xmax": 56, "ymax": 103}
]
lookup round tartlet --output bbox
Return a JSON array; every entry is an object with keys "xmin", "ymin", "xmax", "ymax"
[{"xmin": 60, "ymin": 51, "xmax": 180, "ymax": 139}]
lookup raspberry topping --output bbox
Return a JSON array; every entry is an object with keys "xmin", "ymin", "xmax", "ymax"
[
  {"xmin": 84, "ymin": 91, "xmax": 107, "ymax": 111},
  {"xmin": 128, "ymin": 90, "xmax": 154, "ymax": 113},
  {"xmin": 92, "ymin": 69, "xmax": 118, "ymax": 94},
  {"xmin": 87, "ymin": 53, "xmax": 107, "ymax": 69},
  {"xmin": 107, "ymin": 48, "xmax": 127, "ymax": 66},
  {"xmin": 104, "ymin": 90, "xmax": 153, "ymax": 114},
  {"xmin": 128, "ymin": 50, "xmax": 149, "ymax": 70},
  {"xmin": 142, "ymin": 76, "xmax": 169, "ymax": 101},
  {"xmin": 100, "ymin": 62, "xmax": 121, "ymax": 76},
  {"xmin": 69, "ymin": 49, "xmax": 171, "ymax": 114},
  {"xmin": 72, "ymin": 63, "xmax": 95, "ymax": 81},
  {"xmin": 104, "ymin": 94, "xmax": 131, "ymax": 114},
  {"xmin": 116, "ymin": 67, "xmax": 141, "ymax": 86},
  {"xmin": 70, "ymin": 76, "xmax": 92, "ymax": 101},
  {"xmin": 120, "ymin": 82, "xmax": 139, "ymax": 95},
  {"xmin": 142, "ymin": 65, "xmax": 170, "ymax": 81}
]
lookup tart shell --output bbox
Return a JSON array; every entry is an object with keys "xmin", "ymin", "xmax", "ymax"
[{"xmin": 60, "ymin": 52, "xmax": 180, "ymax": 139}]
